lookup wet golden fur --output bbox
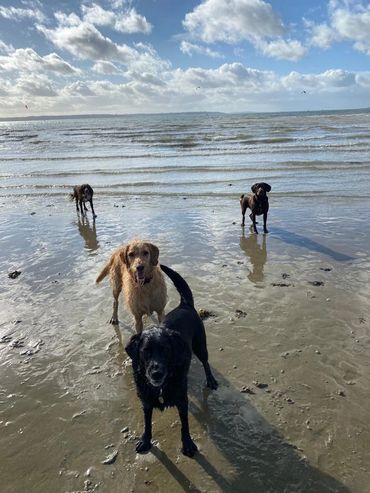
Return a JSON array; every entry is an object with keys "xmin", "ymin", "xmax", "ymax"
[{"xmin": 96, "ymin": 240, "xmax": 167, "ymax": 332}]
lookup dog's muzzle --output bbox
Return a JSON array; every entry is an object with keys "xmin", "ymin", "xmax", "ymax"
[
  {"xmin": 146, "ymin": 363, "xmax": 167, "ymax": 387},
  {"xmin": 135, "ymin": 265, "xmax": 146, "ymax": 285}
]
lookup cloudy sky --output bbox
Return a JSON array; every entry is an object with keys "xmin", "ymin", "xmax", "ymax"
[{"xmin": 1, "ymin": 0, "xmax": 370, "ymax": 117}]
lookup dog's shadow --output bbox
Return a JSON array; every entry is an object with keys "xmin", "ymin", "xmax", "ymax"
[
  {"xmin": 186, "ymin": 364, "xmax": 350, "ymax": 493},
  {"xmin": 76, "ymin": 215, "xmax": 100, "ymax": 253},
  {"xmin": 271, "ymin": 226, "xmax": 353, "ymax": 262},
  {"xmin": 240, "ymin": 227, "xmax": 267, "ymax": 284},
  {"xmin": 111, "ymin": 329, "xmax": 349, "ymax": 493}
]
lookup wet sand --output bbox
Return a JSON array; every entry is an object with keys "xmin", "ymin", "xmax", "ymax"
[{"xmin": 1, "ymin": 194, "xmax": 370, "ymax": 493}]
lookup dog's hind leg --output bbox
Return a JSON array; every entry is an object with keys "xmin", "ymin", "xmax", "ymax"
[
  {"xmin": 241, "ymin": 204, "xmax": 247, "ymax": 226},
  {"xmin": 177, "ymin": 398, "xmax": 197, "ymax": 457},
  {"xmin": 192, "ymin": 323, "xmax": 218, "ymax": 390},
  {"xmin": 136, "ymin": 405, "xmax": 153, "ymax": 453}
]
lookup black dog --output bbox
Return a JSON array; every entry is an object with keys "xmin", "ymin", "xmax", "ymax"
[
  {"xmin": 70, "ymin": 184, "xmax": 97, "ymax": 218},
  {"xmin": 240, "ymin": 182, "xmax": 271, "ymax": 233},
  {"xmin": 125, "ymin": 264, "xmax": 218, "ymax": 457}
]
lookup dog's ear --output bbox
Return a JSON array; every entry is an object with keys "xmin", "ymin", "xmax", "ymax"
[
  {"xmin": 125, "ymin": 333, "xmax": 141, "ymax": 361},
  {"xmin": 251, "ymin": 183, "xmax": 258, "ymax": 193},
  {"xmin": 147, "ymin": 243, "xmax": 159, "ymax": 266},
  {"xmin": 261, "ymin": 183, "xmax": 271, "ymax": 193},
  {"xmin": 119, "ymin": 244, "xmax": 130, "ymax": 266}
]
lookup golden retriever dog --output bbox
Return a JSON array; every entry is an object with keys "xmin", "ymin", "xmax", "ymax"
[{"xmin": 96, "ymin": 240, "xmax": 167, "ymax": 332}]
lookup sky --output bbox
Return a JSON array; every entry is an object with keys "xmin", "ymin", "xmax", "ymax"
[{"xmin": 1, "ymin": 0, "xmax": 370, "ymax": 117}]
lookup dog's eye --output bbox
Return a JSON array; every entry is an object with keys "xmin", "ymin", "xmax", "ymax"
[
  {"xmin": 128, "ymin": 252, "xmax": 135, "ymax": 257},
  {"xmin": 143, "ymin": 251, "xmax": 149, "ymax": 256}
]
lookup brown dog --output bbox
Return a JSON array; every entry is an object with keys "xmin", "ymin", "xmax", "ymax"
[
  {"xmin": 71, "ymin": 184, "xmax": 97, "ymax": 218},
  {"xmin": 96, "ymin": 240, "xmax": 167, "ymax": 332},
  {"xmin": 240, "ymin": 182, "xmax": 271, "ymax": 234}
]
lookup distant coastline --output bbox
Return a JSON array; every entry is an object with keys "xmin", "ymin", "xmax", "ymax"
[{"xmin": 0, "ymin": 107, "xmax": 369, "ymax": 123}]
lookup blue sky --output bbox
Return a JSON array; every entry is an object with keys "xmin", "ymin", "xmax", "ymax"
[{"xmin": 1, "ymin": 0, "xmax": 370, "ymax": 117}]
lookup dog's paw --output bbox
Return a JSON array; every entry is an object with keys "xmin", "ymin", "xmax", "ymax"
[
  {"xmin": 207, "ymin": 375, "xmax": 218, "ymax": 390},
  {"xmin": 182, "ymin": 437, "xmax": 198, "ymax": 458},
  {"xmin": 136, "ymin": 438, "xmax": 152, "ymax": 453}
]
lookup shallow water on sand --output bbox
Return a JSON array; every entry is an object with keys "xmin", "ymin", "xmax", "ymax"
[{"xmin": 1, "ymin": 194, "xmax": 370, "ymax": 493}]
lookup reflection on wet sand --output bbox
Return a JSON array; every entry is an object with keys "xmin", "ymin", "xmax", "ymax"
[
  {"xmin": 240, "ymin": 227, "xmax": 267, "ymax": 284},
  {"xmin": 77, "ymin": 215, "xmax": 100, "ymax": 253}
]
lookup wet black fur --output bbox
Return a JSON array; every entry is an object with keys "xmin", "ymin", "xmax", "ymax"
[{"xmin": 125, "ymin": 264, "xmax": 218, "ymax": 457}]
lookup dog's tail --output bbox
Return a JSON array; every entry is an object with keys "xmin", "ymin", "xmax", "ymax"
[
  {"xmin": 160, "ymin": 264, "xmax": 194, "ymax": 308},
  {"xmin": 96, "ymin": 259, "xmax": 112, "ymax": 283}
]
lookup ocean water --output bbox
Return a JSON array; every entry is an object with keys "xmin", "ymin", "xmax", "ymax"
[{"xmin": 1, "ymin": 109, "xmax": 370, "ymax": 200}]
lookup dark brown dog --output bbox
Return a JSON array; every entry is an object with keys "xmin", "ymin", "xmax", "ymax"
[
  {"xmin": 71, "ymin": 184, "xmax": 97, "ymax": 218},
  {"xmin": 240, "ymin": 182, "xmax": 271, "ymax": 233}
]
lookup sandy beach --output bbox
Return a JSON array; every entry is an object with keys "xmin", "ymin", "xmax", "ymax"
[{"xmin": 1, "ymin": 191, "xmax": 370, "ymax": 493}]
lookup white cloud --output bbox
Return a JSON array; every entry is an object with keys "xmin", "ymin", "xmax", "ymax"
[
  {"xmin": 180, "ymin": 41, "xmax": 224, "ymax": 58},
  {"xmin": 15, "ymin": 73, "xmax": 57, "ymax": 97},
  {"xmin": 62, "ymin": 81, "xmax": 96, "ymax": 97},
  {"xmin": 258, "ymin": 39, "xmax": 307, "ymax": 61},
  {"xmin": 37, "ymin": 16, "xmax": 136, "ymax": 63},
  {"xmin": 282, "ymin": 69, "xmax": 356, "ymax": 91},
  {"xmin": 2, "ymin": 63, "xmax": 370, "ymax": 116},
  {"xmin": 92, "ymin": 60, "xmax": 121, "ymax": 75},
  {"xmin": 0, "ymin": 40, "xmax": 14, "ymax": 54},
  {"xmin": 308, "ymin": 22, "xmax": 337, "ymax": 49},
  {"xmin": 307, "ymin": 1, "xmax": 370, "ymax": 54},
  {"xmin": 0, "ymin": 5, "xmax": 45, "ymax": 23},
  {"xmin": 183, "ymin": 0, "xmax": 285, "ymax": 43},
  {"xmin": 81, "ymin": 3, "xmax": 152, "ymax": 34},
  {"xmin": 0, "ymin": 48, "xmax": 80, "ymax": 75},
  {"xmin": 332, "ymin": 4, "xmax": 370, "ymax": 54}
]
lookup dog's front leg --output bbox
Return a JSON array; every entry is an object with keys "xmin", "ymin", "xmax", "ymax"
[
  {"xmin": 136, "ymin": 405, "xmax": 153, "ymax": 453},
  {"xmin": 90, "ymin": 200, "xmax": 97, "ymax": 218},
  {"xmin": 134, "ymin": 315, "xmax": 144, "ymax": 333},
  {"xmin": 263, "ymin": 212, "xmax": 268, "ymax": 234},
  {"xmin": 251, "ymin": 212, "xmax": 258, "ymax": 234},
  {"xmin": 177, "ymin": 398, "xmax": 197, "ymax": 457}
]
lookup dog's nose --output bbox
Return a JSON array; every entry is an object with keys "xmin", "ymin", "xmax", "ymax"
[{"xmin": 137, "ymin": 265, "xmax": 144, "ymax": 272}]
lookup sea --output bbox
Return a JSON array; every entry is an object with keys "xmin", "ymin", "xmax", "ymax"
[{"xmin": 1, "ymin": 109, "xmax": 370, "ymax": 201}]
